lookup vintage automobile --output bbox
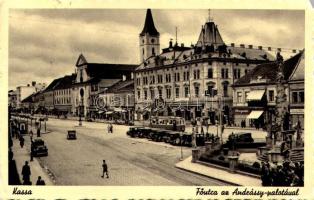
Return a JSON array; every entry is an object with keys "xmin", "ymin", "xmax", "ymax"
[
  {"xmin": 126, "ymin": 127, "xmax": 143, "ymax": 137},
  {"xmin": 180, "ymin": 132, "xmax": 210, "ymax": 146},
  {"xmin": 151, "ymin": 129, "xmax": 169, "ymax": 142},
  {"xmin": 67, "ymin": 130, "xmax": 77, "ymax": 140},
  {"xmin": 32, "ymin": 139, "xmax": 48, "ymax": 157},
  {"xmin": 223, "ymin": 132, "xmax": 265, "ymax": 149}
]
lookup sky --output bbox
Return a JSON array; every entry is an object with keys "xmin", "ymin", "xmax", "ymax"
[{"xmin": 9, "ymin": 9, "xmax": 304, "ymax": 90}]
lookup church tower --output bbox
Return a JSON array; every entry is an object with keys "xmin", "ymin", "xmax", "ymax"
[{"xmin": 139, "ymin": 9, "xmax": 160, "ymax": 62}]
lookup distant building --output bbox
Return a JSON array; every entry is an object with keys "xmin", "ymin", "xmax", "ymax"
[
  {"xmin": 42, "ymin": 77, "xmax": 63, "ymax": 113},
  {"xmin": 14, "ymin": 81, "xmax": 46, "ymax": 109},
  {"xmin": 288, "ymin": 51, "xmax": 304, "ymax": 129},
  {"xmin": 232, "ymin": 51, "xmax": 304, "ymax": 129},
  {"xmin": 8, "ymin": 90, "xmax": 17, "ymax": 107},
  {"xmin": 53, "ymin": 74, "xmax": 76, "ymax": 115},
  {"xmin": 98, "ymin": 79, "xmax": 135, "ymax": 121},
  {"xmin": 72, "ymin": 54, "xmax": 137, "ymax": 117},
  {"xmin": 15, "ymin": 85, "xmax": 36, "ymax": 109},
  {"xmin": 134, "ymin": 9, "xmax": 274, "ymax": 122}
]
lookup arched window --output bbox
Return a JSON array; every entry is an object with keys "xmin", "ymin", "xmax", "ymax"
[
  {"xmin": 152, "ymin": 47, "xmax": 155, "ymax": 55},
  {"xmin": 142, "ymin": 49, "xmax": 144, "ymax": 55}
]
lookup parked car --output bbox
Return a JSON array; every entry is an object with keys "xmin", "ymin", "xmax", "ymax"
[
  {"xmin": 67, "ymin": 130, "xmax": 77, "ymax": 140},
  {"xmin": 32, "ymin": 139, "xmax": 48, "ymax": 157},
  {"xmin": 126, "ymin": 127, "xmax": 142, "ymax": 137},
  {"xmin": 223, "ymin": 132, "xmax": 267, "ymax": 149}
]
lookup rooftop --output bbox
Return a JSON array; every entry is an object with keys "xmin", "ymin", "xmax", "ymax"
[{"xmin": 233, "ymin": 51, "xmax": 303, "ymax": 87}]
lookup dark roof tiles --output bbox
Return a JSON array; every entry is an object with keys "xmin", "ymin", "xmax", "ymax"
[
  {"xmin": 140, "ymin": 9, "xmax": 159, "ymax": 36},
  {"xmin": 233, "ymin": 52, "xmax": 303, "ymax": 86}
]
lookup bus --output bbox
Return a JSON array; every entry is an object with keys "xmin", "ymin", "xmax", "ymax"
[{"xmin": 150, "ymin": 116, "xmax": 185, "ymax": 131}]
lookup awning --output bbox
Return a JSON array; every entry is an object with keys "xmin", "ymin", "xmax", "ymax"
[
  {"xmin": 246, "ymin": 90, "xmax": 265, "ymax": 101},
  {"xmin": 247, "ymin": 110, "xmax": 264, "ymax": 119},
  {"xmin": 114, "ymin": 108, "xmax": 122, "ymax": 112}
]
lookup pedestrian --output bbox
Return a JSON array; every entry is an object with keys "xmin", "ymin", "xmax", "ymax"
[
  {"xmin": 19, "ymin": 135, "xmax": 24, "ymax": 148},
  {"xmin": 110, "ymin": 123, "xmax": 113, "ymax": 133},
  {"xmin": 107, "ymin": 124, "xmax": 110, "ymax": 133},
  {"xmin": 101, "ymin": 160, "xmax": 109, "ymax": 178},
  {"xmin": 36, "ymin": 176, "xmax": 46, "ymax": 185},
  {"xmin": 22, "ymin": 161, "xmax": 31, "ymax": 185}
]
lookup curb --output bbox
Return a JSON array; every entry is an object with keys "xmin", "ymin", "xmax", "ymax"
[{"xmin": 174, "ymin": 165, "xmax": 240, "ymax": 186}]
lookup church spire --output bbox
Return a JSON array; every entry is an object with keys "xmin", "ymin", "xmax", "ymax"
[{"xmin": 140, "ymin": 9, "xmax": 159, "ymax": 36}]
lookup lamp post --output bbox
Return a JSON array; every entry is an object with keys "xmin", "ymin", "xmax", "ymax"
[
  {"xmin": 180, "ymin": 131, "xmax": 183, "ymax": 161},
  {"xmin": 79, "ymin": 88, "xmax": 84, "ymax": 126}
]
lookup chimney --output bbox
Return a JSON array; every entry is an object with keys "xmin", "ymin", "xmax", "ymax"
[
  {"xmin": 230, "ymin": 43, "xmax": 235, "ymax": 47},
  {"xmin": 240, "ymin": 44, "xmax": 245, "ymax": 48},
  {"xmin": 268, "ymin": 47, "xmax": 272, "ymax": 51},
  {"xmin": 277, "ymin": 48, "xmax": 281, "ymax": 52},
  {"xmin": 248, "ymin": 45, "xmax": 253, "ymax": 49},
  {"xmin": 258, "ymin": 46, "xmax": 263, "ymax": 50},
  {"xmin": 31, "ymin": 81, "xmax": 36, "ymax": 86},
  {"xmin": 181, "ymin": 43, "xmax": 184, "ymax": 47}
]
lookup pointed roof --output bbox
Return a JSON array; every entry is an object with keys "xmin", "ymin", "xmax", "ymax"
[
  {"xmin": 196, "ymin": 22, "xmax": 224, "ymax": 47},
  {"xmin": 140, "ymin": 9, "xmax": 159, "ymax": 36},
  {"xmin": 289, "ymin": 50, "xmax": 304, "ymax": 81},
  {"xmin": 75, "ymin": 54, "xmax": 88, "ymax": 67}
]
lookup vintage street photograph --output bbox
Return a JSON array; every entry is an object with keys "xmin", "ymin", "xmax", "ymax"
[{"xmin": 8, "ymin": 9, "xmax": 304, "ymax": 186}]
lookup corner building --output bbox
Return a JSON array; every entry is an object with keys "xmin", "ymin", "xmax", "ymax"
[{"xmin": 134, "ymin": 9, "xmax": 275, "ymax": 123}]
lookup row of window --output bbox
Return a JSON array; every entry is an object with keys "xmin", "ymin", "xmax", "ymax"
[
  {"xmin": 55, "ymin": 89, "xmax": 71, "ymax": 96},
  {"xmin": 55, "ymin": 97, "xmax": 71, "ymax": 105},
  {"xmin": 136, "ymin": 68, "xmax": 248, "ymax": 85},
  {"xmin": 137, "ymin": 84, "xmax": 229, "ymax": 100}
]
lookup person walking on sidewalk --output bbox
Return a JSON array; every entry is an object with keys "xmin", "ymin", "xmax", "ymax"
[
  {"xmin": 19, "ymin": 135, "xmax": 24, "ymax": 148},
  {"xmin": 22, "ymin": 161, "xmax": 31, "ymax": 185},
  {"xmin": 107, "ymin": 123, "xmax": 110, "ymax": 133},
  {"xmin": 101, "ymin": 160, "xmax": 109, "ymax": 178},
  {"xmin": 36, "ymin": 176, "xmax": 46, "ymax": 185}
]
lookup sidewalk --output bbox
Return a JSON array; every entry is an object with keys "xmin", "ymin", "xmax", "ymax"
[
  {"xmin": 175, "ymin": 156, "xmax": 261, "ymax": 186},
  {"xmin": 11, "ymin": 137, "xmax": 54, "ymax": 185}
]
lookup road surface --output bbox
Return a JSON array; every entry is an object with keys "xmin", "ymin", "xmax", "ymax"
[{"xmin": 25, "ymin": 118, "xmax": 229, "ymax": 186}]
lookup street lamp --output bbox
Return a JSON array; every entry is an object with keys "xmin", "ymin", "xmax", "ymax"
[
  {"xmin": 79, "ymin": 88, "xmax": 84, "ymax": 126},
  {"xmin": 180, "ymin": 131, "xmax": 183, "ymax": 161}
]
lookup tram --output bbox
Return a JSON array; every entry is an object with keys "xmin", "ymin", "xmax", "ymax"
[{"xmin": 149, "ymin": 116, "xmax": 185, "ymax": 131}]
